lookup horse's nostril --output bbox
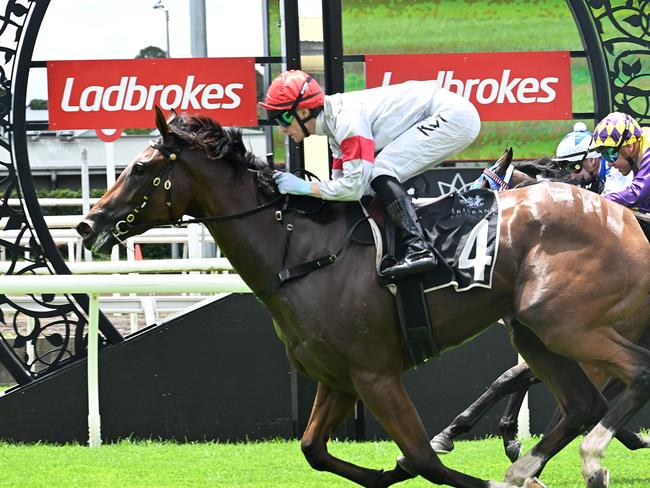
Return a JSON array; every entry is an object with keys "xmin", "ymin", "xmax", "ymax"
[{"xmin": 76, "ymin": 220, "xmax": 94, "ymax": 239}]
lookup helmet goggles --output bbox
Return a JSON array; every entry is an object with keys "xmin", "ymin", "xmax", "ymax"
[
  {"xmin": 600, "ymin": 146, "xmax": 620, "ymax": 163},
  {"xmin": 272, "ymin": 111, "xmax": 294, "ymax": 128}
]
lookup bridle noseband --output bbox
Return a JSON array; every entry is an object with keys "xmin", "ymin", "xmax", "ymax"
[{"xmin": 113, "ymin": 141, "xmax": 179, "ymax": 239}]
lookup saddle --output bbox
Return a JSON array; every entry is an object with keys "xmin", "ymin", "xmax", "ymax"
[
  {"xmin": 345, "ymin": 189, "xmax": 500, "ymax": 366},
  {"xmin": 347, "ymin": 189, "xmax": 500, "ymax": 292}
]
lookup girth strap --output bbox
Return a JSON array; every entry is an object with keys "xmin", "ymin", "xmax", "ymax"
[{"xmin": 257, "ymin": 217, "xmax": 369, "ymax": 302}]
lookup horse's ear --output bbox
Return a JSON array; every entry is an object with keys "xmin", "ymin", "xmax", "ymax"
[
  {"xmin": 495, "ymin": 147, "xmax": 513, "ymax": 170},
  {"xmin": 169, "ymin": 108, "xmax": 178, "ymax": 122},
  {"xmin": 154, "ymin": 105, "xmax": 171, "ymax": 140}
]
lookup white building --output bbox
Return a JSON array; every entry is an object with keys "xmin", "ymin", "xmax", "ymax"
[{"xmin": 4, "ymin": 108, "xmax": 268, "ymax": 191}]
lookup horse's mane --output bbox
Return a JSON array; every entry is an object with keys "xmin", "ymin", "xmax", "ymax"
[
  {"xmin": 509, "ymin": 156, "xmax": 579, "ymax": 188},
  {"xmin": 512, "ymin": 157, "xmax": 566, "ymax": 178},
  {"xmin": 166, "ymin": 113, "xmax": 338, "ymax": 223},
  {"xmin": 168, "ymin": 113, "xmax": 277, "ymax": 196}
]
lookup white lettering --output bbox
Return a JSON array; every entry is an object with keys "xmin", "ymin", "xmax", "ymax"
[
  {"xmin": 102, "ymin": 76, "xmax": 128, "ymax": 112},
  {"xmin": 201, "ymin": 84, "xmax": 224, "ymax": 109},
  {"xmin": 124, "ymin": 77, "xmax": 147, "ymax": 111},
  {"xmin": 435, "ymin": 70, "xmax": 445, "ymax": 88},
  {"xmin": 56, "ymin": 76, "xmax": 252, "ymax": 113},
  {"xmin": 61, "ymin": 77, "xmax": 79, "ymax": 112},
  {"xmin": 381, "ymin": 72, "xmax": 392, "ymax": 86},
  {"xmin": 222, "ymin": 83, "xmax": 243, "ymax": 109},
  {"xmin": 475, "ymin": 78, "xmax": 499, "ymax": 104},
  {"xmin": 180, "ymin": 75, "xmax": 205, "ymax": 110},
  {"xmin": 516, "ymin": 78, "xmax": 538, "ymax": 104},
  {"xmin": 443, "ymin": 70, "xmax": 464, "ymax": 96},
  {"xmin": 496, "ymin": 70, "xmax": 521, "ymax": 104},
  {"xmin": 80, "ymin": 85, "xmax": 103, "ymax": 111},
  {"xmin": 145, "ymin": 85, "xmax": 164, "ymax": 110},
  {"xmin": 538, "ymin": 77, "xmax": 558, "ymax": 103},
  {"xmin": 160, "ymin": 84, "xmax": 183, "ymax": 110},
  {"xmin": 463, "ymin": 79, "xmax": 480, "ymax": 99}
]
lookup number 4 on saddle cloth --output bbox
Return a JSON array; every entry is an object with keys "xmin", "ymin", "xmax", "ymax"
[
  {"xmin": 346, "ymin": 188, "xmax": 500, "ymax": 366},
  {"xmin": 352, "ymin": 188, "xmax": 500, "ymax": 292}
]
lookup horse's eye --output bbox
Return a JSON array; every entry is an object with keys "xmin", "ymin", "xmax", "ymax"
[{"xmin": 133, "ymin": 162, "xmax": 146, "ymax": 175}]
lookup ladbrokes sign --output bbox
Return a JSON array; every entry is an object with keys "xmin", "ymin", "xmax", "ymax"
[
  {"xmin": 365, "ymin": 52, "xmax": 572, "ymax": 121},
  {"xmin": 47, "ymin": 57, "xmax": 258, "ymax": 130}
]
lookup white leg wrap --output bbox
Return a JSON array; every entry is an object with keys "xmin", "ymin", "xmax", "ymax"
[{"xmin": 580, "ymin": 423, "xmax": 615, "ymax": 482}]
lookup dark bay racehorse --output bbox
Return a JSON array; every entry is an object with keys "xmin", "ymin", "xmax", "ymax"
[
  {"xmin": 433, "ymin": 149, "xmax": 649, "ymax": 463},
  {"xmin": 77, "ymin": 108, "xmax": 650, "ymax": 488}
]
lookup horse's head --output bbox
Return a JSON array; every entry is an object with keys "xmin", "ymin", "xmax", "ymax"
[
  {"xmin": 77, "ymin": 107, "xmax": 276, "ymax": 256},
  {"xmin": 76, "ymin": 107, "xmax": 198, "ymax": 255}
]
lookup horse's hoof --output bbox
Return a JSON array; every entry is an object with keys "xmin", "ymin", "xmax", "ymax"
[
  {"xmin": 430, "ymin": 434, "xmax": 454, "ymax": 454},
  {"xmin": 640, "ymin": 433, "xmax": 650, "ymax": 448},
  {"xmin": 523, "ymin": 477, "xmax": 548, "ymax": 488},
  {"xmin": 505, "ymin": 440, "xmax": 522, "ymax": 462},
  {"xmin": 586, "ymin": 468, "xmax": 609, "ymax": 488},
  {"xmin": 395, "ymin": 455, "xmax": 417, "ymax": 476}
]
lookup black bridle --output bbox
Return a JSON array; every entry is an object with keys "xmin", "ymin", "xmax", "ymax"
[{"xmin": 112, "ymin": 141, "xmax": 283, "ymax": 242}]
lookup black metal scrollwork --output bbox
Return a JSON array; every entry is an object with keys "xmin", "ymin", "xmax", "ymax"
[
  {"xmin": 0, "ymin": 0, "xmax": 99, "ymax": 385},
  {"xmin": 586, "ymin": 0, "xmax": 650, "ymax": 123}
]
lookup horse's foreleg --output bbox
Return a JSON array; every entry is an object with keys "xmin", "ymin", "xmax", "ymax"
[
  {"xmin": 499, "ymin": 383, "xmax": 534, "ymax": 463},
  {"xmin": 503, "ymin": 324, "xmax": 607, "ymax": 487},
  {"xmin": 431, "ymin": 363, "xmax": 538, "ymax": 459},
  {"xmin": 301, "ymin": 382, "xmax": 413, "ymax": 488},
  {"xmin": 352, "ymin": 371, "xmax": 522, "ymax": 488}
]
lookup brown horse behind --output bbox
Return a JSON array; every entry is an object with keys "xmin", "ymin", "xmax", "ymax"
[
  {"xmin": 431, "ymin": 149, "xmax": 649, "ymax": 464},
  {"xmin": 77, "ymin": 109, "xmax": 650, "ymax": 488}
]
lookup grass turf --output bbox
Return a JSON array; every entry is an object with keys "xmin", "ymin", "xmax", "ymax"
[{"xmin": 0, "ymin": 436, "xmax": 649, "ymax": 487}]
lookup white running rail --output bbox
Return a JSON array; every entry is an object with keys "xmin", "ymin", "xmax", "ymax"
[{"xmin": 1, "ymin": 274, "xmax": 252, "ymax": 448}]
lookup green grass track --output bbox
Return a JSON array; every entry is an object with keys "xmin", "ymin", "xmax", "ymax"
[{"xmin": 1, "ymin": 436, "xmax": 649, "ymax": 487}]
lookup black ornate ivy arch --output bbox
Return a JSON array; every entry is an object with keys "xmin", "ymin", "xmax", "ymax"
[
  {"xmin": 576, "ymin": 0, "xmax": 649, "ymax": 123},
  {"xmin": 0, "ymin": 0, "xmax": 122, "ymax": 387}
]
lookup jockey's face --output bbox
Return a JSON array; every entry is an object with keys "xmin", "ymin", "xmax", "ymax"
[
  {"xmin": 582, "ymin": 157, "xmax": 600, "ymax": 175},
  {"xmin": 609, "ymin": 143, "xmax": 637, "ymax": 175},
  {"xmin": 567, "ymin": 157, "xmax": 599, "ymax": 184}
]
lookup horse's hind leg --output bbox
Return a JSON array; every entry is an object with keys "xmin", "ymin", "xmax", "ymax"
[
  {"xmin": 578, "ymin": 337, "xmax": 650, "ymax": 487},
  {"xmin": 503, "ymin": 323, "xmax": 607, "ymax": 486},
  {"xmin": 351, "ymin": 371, "xmax": 523, "ymax": 488},
  {"xmin": 430, "ymin": 362, "xmax": 538, "ymax": 460},
  {"xmin": 561, "ymin": 375, "xmax": 650, "ymax": 451},
  {"xmin": 300, "ymin": 382, "xmax": 413, "ymax": 487}
]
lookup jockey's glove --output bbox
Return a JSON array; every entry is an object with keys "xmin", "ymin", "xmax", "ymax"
[{"xmin": 273, "ymin": 171, "xmax": 312, "ymax": 196}]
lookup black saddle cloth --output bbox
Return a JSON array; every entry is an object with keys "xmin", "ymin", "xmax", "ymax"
[{"xmin": 346, "ymin": 189, "xmax": 500, "ymax": 292}]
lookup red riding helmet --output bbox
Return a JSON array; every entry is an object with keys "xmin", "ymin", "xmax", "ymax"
[{"xmin": 259, "ymin": 70, "xmax": 325, "ymax": 112}]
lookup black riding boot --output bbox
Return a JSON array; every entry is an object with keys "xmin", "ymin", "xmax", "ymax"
[{"xmin": 371, "ymin": 175, "xmax": 437, "ymax": 280}]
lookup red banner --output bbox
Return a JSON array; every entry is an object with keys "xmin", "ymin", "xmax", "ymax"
[
  {"xmin": 47, "ymin": 57, "xmax": 258, "ymax": 130},
  {"xmin": 365, "ymin": 52, "xmax": 572, "ymax": 121}
]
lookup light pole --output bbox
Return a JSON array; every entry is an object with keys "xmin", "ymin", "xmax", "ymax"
[{"xmin": 153, "ymin": 0, "xmax": 170, "ymax": 57}]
